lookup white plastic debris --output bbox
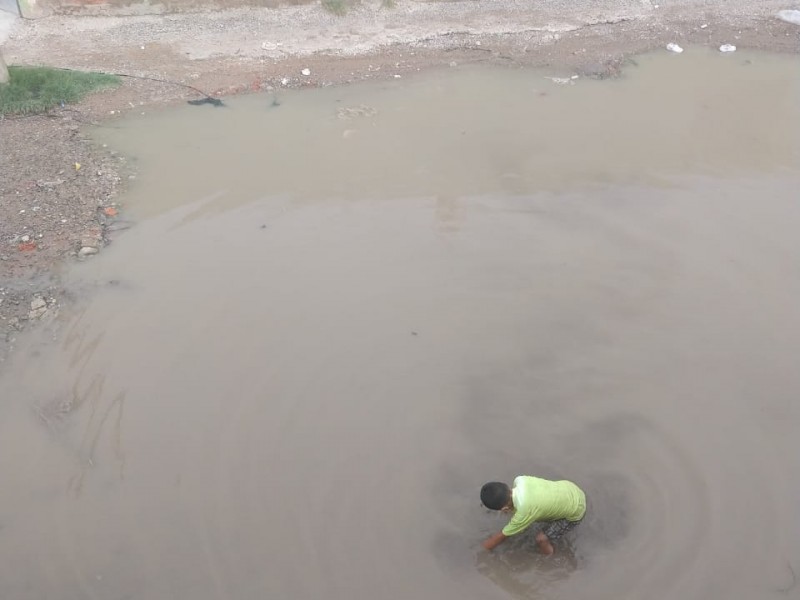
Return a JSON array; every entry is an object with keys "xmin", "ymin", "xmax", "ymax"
[
  {"xmin": 281, "ymin": 77, "xmax": 290, "ymax": 86},
  {"xmin": 546, "ymin": 77, "xmax": 574, "ymax": 85},
  {"xmin": 719, "ymin": 44, "xmax": 737, "ymax": 53},
  {"xmin": 666, "ymin": 43, "xmax": 684, "ymax": 54},
  {"xmin": 700, "ymin": 23, "xmax": 708, "ymax": 29},
  {"xmin": 301, "ymin": 68, "xmax": 311, "ymax": 76},
  {"xmin": 777, "ymin": 9, "xmax": 800, "ymax": 26}
]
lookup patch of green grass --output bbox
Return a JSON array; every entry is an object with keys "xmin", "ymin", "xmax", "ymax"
[
  {"xmin": 0, "ymin": 66, "xmax": 120, "ymax": 116},
  {"xmin": 321, "ymin": 0, "xmax": 348, "ymax": 15}
]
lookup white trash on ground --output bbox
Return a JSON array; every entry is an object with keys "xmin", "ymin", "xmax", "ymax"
[
  {"xmin": 777, "ymin": 9, "xmax": 800, "ymax": 25},
  {"xmin": 719, "ymin": 44, "xmax": 737, "ymax": 53},
  {"xmin": 545, "ymin": 75, "xmax": 579, "ymax": 85},
  {"xmin": 666, "ymin": 43, "xmax": 684, "ymax": 53}
]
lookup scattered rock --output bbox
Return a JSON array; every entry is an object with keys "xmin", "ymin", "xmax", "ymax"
[
  {"xmin": 28, "ymin": 297, "xmax": 48, "ymax": 320},
  {"xmin": 36, "ymin": 179, "xmax": 64, "ymax": 188},
  {"xmin": 666, "ymin": 43, "xmax": 684, "ymax": 53},
  {"xmin": 78, "ymin": 246, "xmax": 99, "ymax": 257},
  {"xmin": 80, "ymin": 226, "xmax": 104, "ymax": 250}
]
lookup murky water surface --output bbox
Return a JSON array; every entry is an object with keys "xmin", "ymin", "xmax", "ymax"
[{"xmin": 2, "ymin": 50, "xmax": 800, "ymax": 600}]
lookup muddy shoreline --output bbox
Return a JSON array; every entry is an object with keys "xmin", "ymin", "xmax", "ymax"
[{"xmin": 2, "ymin": 3, "xmax": 800, "ymax": 364}]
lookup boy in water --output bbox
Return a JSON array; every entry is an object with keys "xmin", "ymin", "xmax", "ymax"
[{"xmin": 480, "ymin": 476, "xmax": 586, "ymax": 555}]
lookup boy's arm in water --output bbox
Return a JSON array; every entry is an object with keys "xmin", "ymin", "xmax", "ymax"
[{"xmin": 482, "ymin": 532, "xmax": 507, "ymax": 551}]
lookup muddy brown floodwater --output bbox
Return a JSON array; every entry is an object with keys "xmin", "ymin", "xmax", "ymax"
[{"xmin": 2, "ymin": 48, "xmax": 800, "ymax": 600}]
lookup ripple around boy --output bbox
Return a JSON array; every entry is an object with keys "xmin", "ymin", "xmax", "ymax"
[{"xmin": 480, "ymin": 476, "xmax": 587, "ymax": 555}]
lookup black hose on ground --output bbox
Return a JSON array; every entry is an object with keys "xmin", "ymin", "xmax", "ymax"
[{"xmin": 52, "ymin": 66, "xmax": 225, "ymax": 107}]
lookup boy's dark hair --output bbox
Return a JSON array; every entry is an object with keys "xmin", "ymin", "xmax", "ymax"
[{"xmin": 480, "ymin": 482, "xmax": 511, "ymax": 510}]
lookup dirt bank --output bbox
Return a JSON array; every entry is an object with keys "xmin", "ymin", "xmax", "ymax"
[{"xmin": 1, "ymin": 0, "xmax": 799, "ymax": 364}]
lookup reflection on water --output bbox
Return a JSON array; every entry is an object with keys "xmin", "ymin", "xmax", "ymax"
[{"xmin": 1, "ymin": 49, "xmax": 800, "ymax": 600}]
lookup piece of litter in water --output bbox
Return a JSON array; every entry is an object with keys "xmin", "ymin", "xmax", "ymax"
[
  {"xmin": 719, "ymin": 44, "xmax": 736, "ymax": 53},
  {"xmin": 777, "ymin": 9, "xmax": 800, "ymax": 26},
  {"xmin": 546, "ymin": 77, "xmax": 574, "ymax": 85},
  {"xmin": 666, "ymin": 43, "xmax": 684, "ymax": 54}
]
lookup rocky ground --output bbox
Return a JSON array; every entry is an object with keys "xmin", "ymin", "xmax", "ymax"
[{"xmin": 1, "ymin": 0, "xmax": 799, "ymax": 364}]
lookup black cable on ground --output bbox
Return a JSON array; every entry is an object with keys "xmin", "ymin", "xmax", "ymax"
[{"xmin": 52, "ymin": 66, "xmax": 226, "ymax": 106}]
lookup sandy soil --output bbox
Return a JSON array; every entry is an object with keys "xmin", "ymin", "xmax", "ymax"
[{"xmin": 1, "ymin": 0, "xmax": 799, "ymax": 363}]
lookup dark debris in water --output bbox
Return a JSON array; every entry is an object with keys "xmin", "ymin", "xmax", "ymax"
[{"xmin": 187, "ymin": 97, "xmax": 225, "ymax": 107}]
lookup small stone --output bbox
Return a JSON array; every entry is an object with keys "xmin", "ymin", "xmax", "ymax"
[
  {"xmin": 28, "ymin": 296, "xmax": 48, "ymax": 320},
  {"xmin": 78, "ymin": 247, "xmax": 99, "ymax": 257}
]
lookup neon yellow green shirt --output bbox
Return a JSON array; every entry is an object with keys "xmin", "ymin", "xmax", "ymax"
[{"xmin": 501, "ymin": 476, "xmax": 586, "ymax": 537}]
